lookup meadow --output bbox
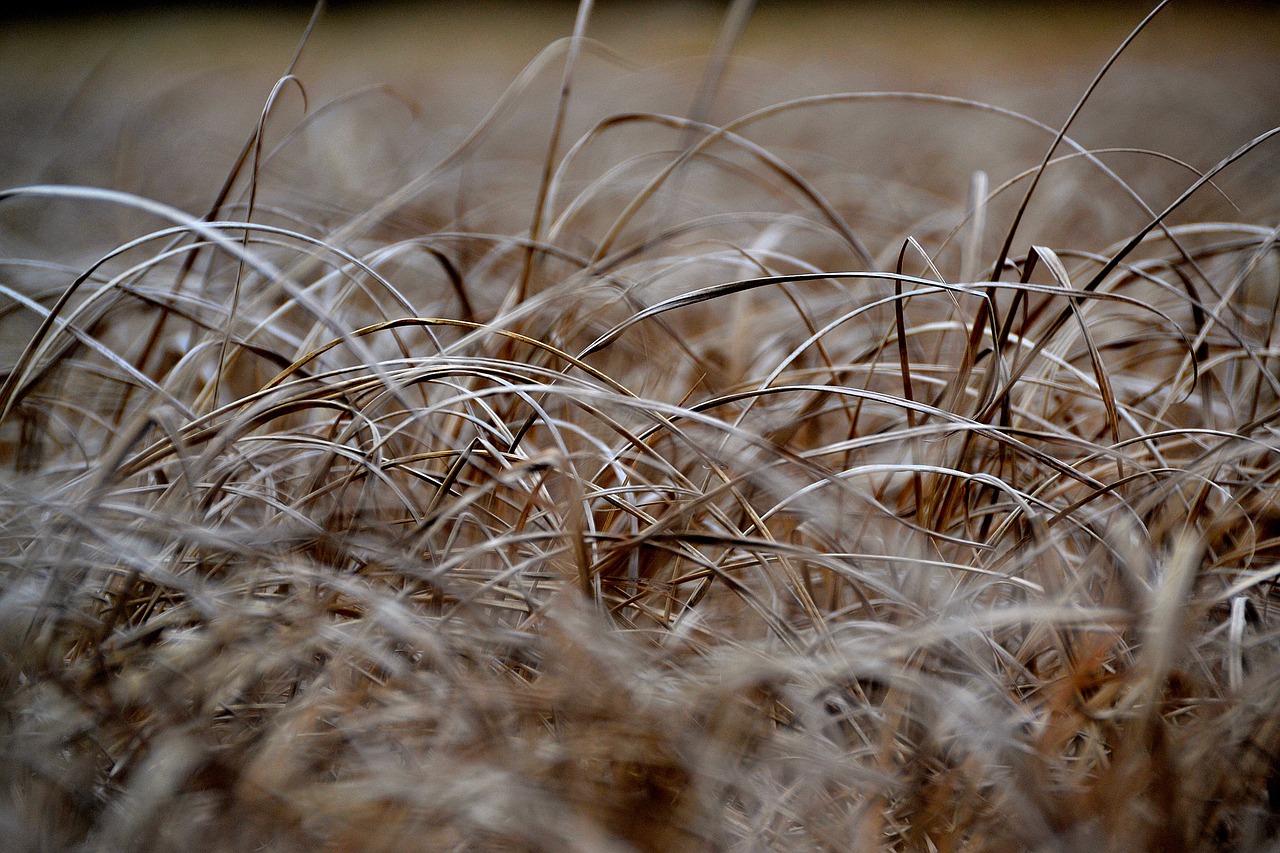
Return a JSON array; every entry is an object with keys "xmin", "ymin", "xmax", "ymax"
[{"xmin": 1, "ymin": 1, "xmax": 1279, "ymax": 850}]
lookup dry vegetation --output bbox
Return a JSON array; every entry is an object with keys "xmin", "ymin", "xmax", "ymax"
[{"xmin": 2, "ymin": 1, "xmax": 1280, "ymax": 850}]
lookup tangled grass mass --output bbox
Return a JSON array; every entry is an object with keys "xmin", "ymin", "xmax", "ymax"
[{"xmin": 2, "ymin": 1, "xmax": 1280, "ymax": 850}]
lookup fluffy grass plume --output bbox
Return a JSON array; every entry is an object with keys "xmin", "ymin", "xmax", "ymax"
[{"xmin": 2, "ymin": 1, "xmax": 1279, "ymax": 850}]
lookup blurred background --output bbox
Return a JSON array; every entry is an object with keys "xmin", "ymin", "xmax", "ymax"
[
  {"xmin": 1, "ymin": 1, "xmax": 1277, "ymax": 223},
  {"xmin": 6, "ymin": 0, "xmax": 1280, "ymax": 20}
]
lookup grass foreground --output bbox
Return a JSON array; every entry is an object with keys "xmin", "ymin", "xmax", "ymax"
[{"xmin": 2, "ymin": 2, "xmax": 1280, "ymax": 851}]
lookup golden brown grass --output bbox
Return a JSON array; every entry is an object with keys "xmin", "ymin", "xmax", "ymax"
[{"xmin": 2, "ymin": 2, "xmax": 1280, "ymax": 850}]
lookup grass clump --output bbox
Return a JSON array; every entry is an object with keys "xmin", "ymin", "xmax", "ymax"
[{"xmin": 1, "ymin": 2, "xmax": 1279, "ymax": 850}]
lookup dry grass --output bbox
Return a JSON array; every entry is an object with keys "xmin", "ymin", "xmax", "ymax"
[{"xmin": 2, "ymin": 2, "xmax": 1280, "ymax": 851}]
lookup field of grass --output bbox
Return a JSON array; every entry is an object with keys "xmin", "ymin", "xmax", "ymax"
[{"xmin": 2, "ymin": 2, "xmax": 1280, "ymax": 850}]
